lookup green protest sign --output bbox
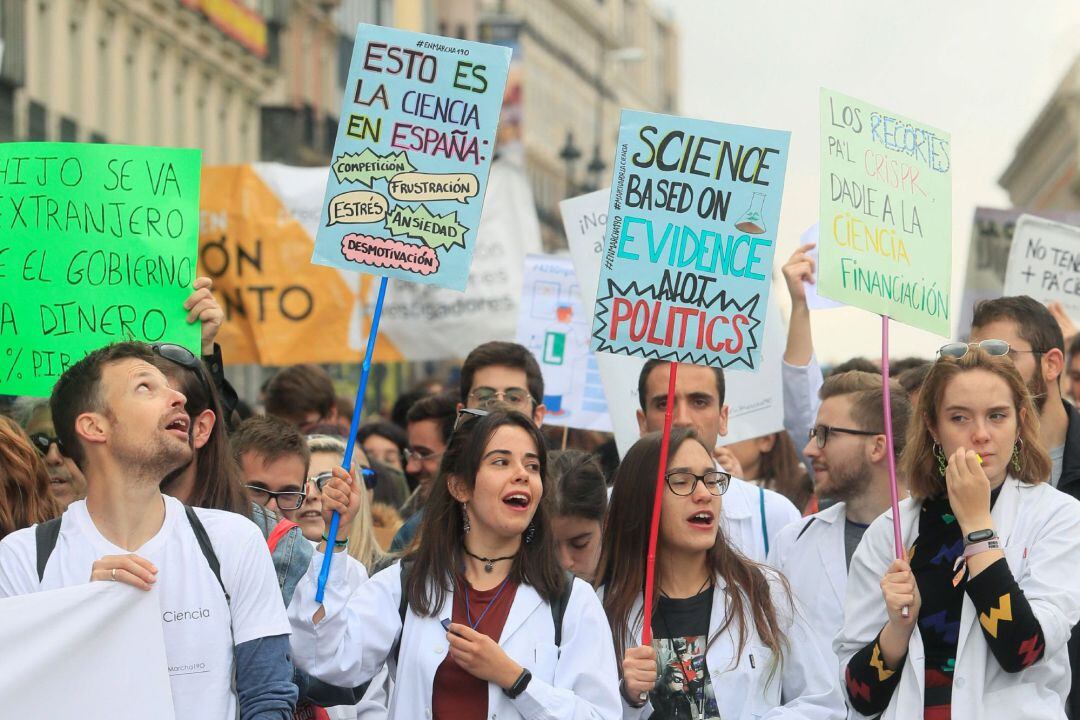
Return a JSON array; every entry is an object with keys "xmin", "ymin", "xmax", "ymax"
[
  {"xmin": 818, "ymin": 89, "xmax": 952, "ymax": 336},
  {"xmin": 0, "ymin": 143, "xmax": 201, "ymax": 397}
]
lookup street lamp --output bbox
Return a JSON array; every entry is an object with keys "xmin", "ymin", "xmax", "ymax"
[{"xmin": 559, "ymin": 130, "xmax": 582, "ymax": 194}]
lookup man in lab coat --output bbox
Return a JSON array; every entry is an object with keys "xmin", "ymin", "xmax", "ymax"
[
  {"xmin": 767, "ymin": 370, "xmax": 911, "ymax": 678},
  {"xmin": 636, "ymin": 360, "xmax": 801, "ymax": 563}
]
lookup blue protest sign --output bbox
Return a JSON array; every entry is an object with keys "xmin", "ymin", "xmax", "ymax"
[
  {"xmin": 311, "ymin": 25, "xmax": 511, "ymax": 291},
  {"xmin": 590, "ymin": 110, "xmax": 790, "ymax": 370}
]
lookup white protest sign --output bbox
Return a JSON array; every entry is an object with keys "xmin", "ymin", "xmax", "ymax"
[
  {"xmin": 562, "ymin": 190, "xmax": 785, "ymax": 456},
  {"xmin": 378, "ymin": 159, "xmax": 543, "ymax": 359},
  {"xmin": 0, "ymin": 582, "xmax": 175, "ymax": 719},
  {"xmin": 1003, "ymin": 214, "xmax": 1080, "ymax": 322},
  {"xmin": 515, "ymin": 254, "xmax": 612, "ymax": 432},
  {"xmin": 801, "ymin": 223, "xmax": 843, "ymax": 311}
]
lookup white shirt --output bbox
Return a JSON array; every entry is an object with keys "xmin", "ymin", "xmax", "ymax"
[
  {"xmin": 836, "ymin": 478, "xmax": 1080, "ymax": 719},
  {"xmin": 288, "ymin": 554, "xmax": 622, "ymax": 720},
  {"xmin": 0, "ymin": 494, "xmax": 291, "ymax": 720}
]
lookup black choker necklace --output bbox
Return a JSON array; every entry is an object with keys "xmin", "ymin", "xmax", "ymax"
[{"xmin": 464, "ymin": 548, "xmax": 516, "ymax": 572}]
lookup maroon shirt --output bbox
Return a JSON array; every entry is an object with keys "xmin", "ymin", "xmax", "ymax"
[{"xmin": 432, "ymin": 576, "xmax": 519, "ymax": 720}]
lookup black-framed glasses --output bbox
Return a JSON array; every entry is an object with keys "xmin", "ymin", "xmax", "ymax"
[
  {"xmin": 310, "ymin": 467, "xmax": 377, "ymax": 491},
  {"xmin": 808, "ymin": 424, "xmax": 881, "ymax": 449},
  {"xmin": 243, "ymin": 485, "xmax": 306, "ymax": 511},
  {"xmin": 454, "ymin": 406, "xmax": 490, "ymax": 431},
  {"xmin": 28, "ymin": 432, "xmax": 59, "ymax": 456},
  {"xmin": 665, "ymin": 470, "xmax": 731, "ymax": 496},
  {"xmin": 467, "ymin": 387, "xmax": 534, "ymax": 409},
  {"xmin": 151, "ymin": 342, "xmax": 211, "ymax": 400},
  {"xmin": 937, "ymin": 339, "xmax": 1047, "ymax": 361}
]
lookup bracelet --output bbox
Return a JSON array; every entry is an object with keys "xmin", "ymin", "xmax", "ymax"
[
  {"xmin": 320, "ymin": 534, "xmax": 349, "ymax": 548},
  {"xmin": 962, "ymin": 538, "xmax": 1001, "ymax": 559}
]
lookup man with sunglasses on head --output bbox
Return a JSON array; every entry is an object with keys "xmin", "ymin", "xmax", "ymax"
[
  {"xmin": 0, "ymin": 342, "xmax": 296, "ymax": 719},
  {"xmin": 767, "ymin": 371, "xmax": 912, "ymax": 677},
  {"xmin": 15, "ymin": 398, "xmax": 87, "ymax": 510}
]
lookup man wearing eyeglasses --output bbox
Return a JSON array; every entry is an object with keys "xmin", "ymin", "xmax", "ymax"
[
  {"xmin": 457, "ymin": 341, "xmax": 547, "ymax": 426},
  {"xmin": 231, "ymin": 415, "xmax": 312, "ymax": 525},
  {"xmin": 767, "ymin": 370, "xmax": 912, "ymax": 681},
  {"xmin": 390, "ymin": 391, "xmax": 459, "ymax": 552},
  {"xmin": 16, "ymin": 398, "xmax": 87, "ymax": 510}
]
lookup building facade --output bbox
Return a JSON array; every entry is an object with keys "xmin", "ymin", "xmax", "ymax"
[
  {"xmin": 999, "ymin": 55, "xmax": 1080, "ymax": 210},
  {"xmin": 8, "ymin": 0, "xmax": 274, "ymax": 163},
  {"xmin": 435, "ymin": 0, "xmax": 678, "ymax": 250}
]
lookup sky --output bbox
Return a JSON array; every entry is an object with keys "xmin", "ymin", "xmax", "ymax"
[{"xmin": 658, "ymin": 0, "xmax": 1080, "ymax": 364}]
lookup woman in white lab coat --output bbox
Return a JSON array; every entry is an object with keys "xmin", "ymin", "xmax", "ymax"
[
  {"xmin": 836, "ymin": 344, "xmax": 1080, "ymax": 719},
  {"xmin": 597, "ymin": 427, "xmax": 845, "ymax": 720},
  {"xmin": 288, "ymin": 409, "xmax": 621, "ymax": 720}
]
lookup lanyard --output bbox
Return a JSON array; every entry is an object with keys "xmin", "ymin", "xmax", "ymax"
[{"xmin": 463, "ymin": 575, "xmax": 512, "ymax": 630}]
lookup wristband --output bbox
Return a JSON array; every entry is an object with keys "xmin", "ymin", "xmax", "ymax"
[
  {"xmin": 962, "ymin": 537, "xmax": 1001, "ymax": 559},
  {"xmin": 503, "ymin": 668, "xmax": 532, "ymax": 699},
  {"xmin": 320, "ymin": 534, "xmax": 349, "ymax": 548}
]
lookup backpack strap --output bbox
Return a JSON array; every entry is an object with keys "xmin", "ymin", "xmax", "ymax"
[
  {"xmin": 184, "ymin": 505, "xmax": 229, "ymax": 603},
  {"xmin": 551, "ymin": 570, "xmax": 574, "ymax": 649},
  {"xmin": 35, "ymin": 517, "xmax": 63, "ymax": 582},
  {"xmin": 392, "ymin": 559, "xmax": 411, "ymax": 665}
]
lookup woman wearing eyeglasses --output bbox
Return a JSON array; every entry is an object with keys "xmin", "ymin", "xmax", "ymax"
[
  {"xmin": 598, "ymin": 428, "xmax": 845, "ymax": 720},
  {"xmin": 836, "ymin": 345, "xmax": 1080, "ymax": 720},
  {"xmin": 287, "ymin": 409, "xmax": 621, "ymax": 720}
]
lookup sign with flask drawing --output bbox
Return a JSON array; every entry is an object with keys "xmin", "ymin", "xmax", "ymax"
[
  {"xmin": 590, "ymin": 109, "xmax": 790, "ymax": 370},
  {"xmin": 514, "ymin": 254, "xmax": 612, "ymax": 432}
]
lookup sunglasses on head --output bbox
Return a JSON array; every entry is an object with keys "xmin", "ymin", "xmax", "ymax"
[
  {"xmin": 151, "ymin": 342, "xmax": 211, "ymax": 400},
  {"xmin": 937, "ymin": 339, "xmax": 1046, "ymax": 360},
  {"xmin": 454, "ymin": 406, "xmax": 490, "ymax": 431}
]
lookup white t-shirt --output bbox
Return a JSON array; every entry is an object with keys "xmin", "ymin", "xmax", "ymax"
[{"xmin": 0, "ymin": 494, "xmax": 291, "ymax": 720}]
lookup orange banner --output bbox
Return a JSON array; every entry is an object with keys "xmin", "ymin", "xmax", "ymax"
[{"xmin": 198, "ymin": 166, "xmax": 401, "ymax": 365}]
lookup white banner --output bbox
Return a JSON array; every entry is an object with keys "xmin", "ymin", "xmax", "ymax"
[
  {"xmin": 561, "ymin": 190, "xmax": 785, "ymax": 456},
  {"xmin": 0, "ymin": 582, "xmax": 175, "ymax": 719},
  {"xmin": 376, "ymin": 159, "xmax": 543, "ymax": 360},
  {"xmin": 515, "ymin": 254, "xmax": 612, "ymax": 431},
  {"xmin": 1004, "ymin": 214, "xmax": 1080, "ymax": 323}
]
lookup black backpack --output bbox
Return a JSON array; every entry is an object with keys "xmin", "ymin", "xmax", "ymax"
[{"xmin": 392, "ymin": 561, "xmax": 575, "ymax": 664}]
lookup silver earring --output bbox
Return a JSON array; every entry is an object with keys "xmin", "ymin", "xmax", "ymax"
[
  {"xmin": 523, "ymin": 521, "xmax": 536, "ymax": 544},
  {"xmin": 460, "ymin": 502, "xmax": 471, "ymax": 533}
]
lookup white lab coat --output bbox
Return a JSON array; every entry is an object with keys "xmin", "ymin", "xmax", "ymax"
[
  {"xmin": 767, "ymin": 502, "xmax": 851, "ymax": 716},
  {"xmin": 288, "ymin": 552, "xmax": 621, "ymax": 720},
  {"xmin": 835, "ymin": 477, "xmax": 1080, "ymax": 719},
  {"xmin": 720, "ymin": 472, "xmax": 802, "ymax": 563},
  {"xmin": 610, "ymin": 570, "xmax": 847, "ymax": 720}
]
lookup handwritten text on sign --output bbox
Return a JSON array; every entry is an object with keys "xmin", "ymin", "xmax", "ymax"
[
  {"xmin": 590, "ymin": 109, "xmax": 790, "ymax": 369},
  {"xmin": 818, "ymin": 88, "xmax": 952, "ymax": 336},
  {"xmin": 0, "ymin": 143, "xmax": 201, "ymax": 397},
  {"xmin": 1003, "ymin": 215, "xmax": 1080, "ymax": 323},
  {"xmin": 311, "ymin": 25, "xmax": 511, "ymax": 291}
]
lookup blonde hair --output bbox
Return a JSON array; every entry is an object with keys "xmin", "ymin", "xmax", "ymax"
[
  {"xmin": 305, "ymin": 434, "xmax": 388, "ymax": 573},
  {"xmin": 901, "ymin": 348, "xmax": 1051, "ymax": 499}
]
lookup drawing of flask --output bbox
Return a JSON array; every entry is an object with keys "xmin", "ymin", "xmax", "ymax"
[{"xmin": 734, "ymin": 192, "xmax": 767, "ymax": 234}]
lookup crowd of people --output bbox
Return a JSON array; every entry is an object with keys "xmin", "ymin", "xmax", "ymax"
[{"xmin": 2, "ymin": 240, "xmax": 1080, "ymax": 720}]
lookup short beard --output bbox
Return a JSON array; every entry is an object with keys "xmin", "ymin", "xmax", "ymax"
[{"xmin": 820, "ymin": 456, "xmax": 871, "ymax": 504}]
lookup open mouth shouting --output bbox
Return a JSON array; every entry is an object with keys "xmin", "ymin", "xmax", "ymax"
[
  {"xmin": 687, "ymin": 509, "xmax": 715, "ymax": 530},
  {"xmin": 502, "ymin": 491, "xmax": 532, "ymax": 512}
]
